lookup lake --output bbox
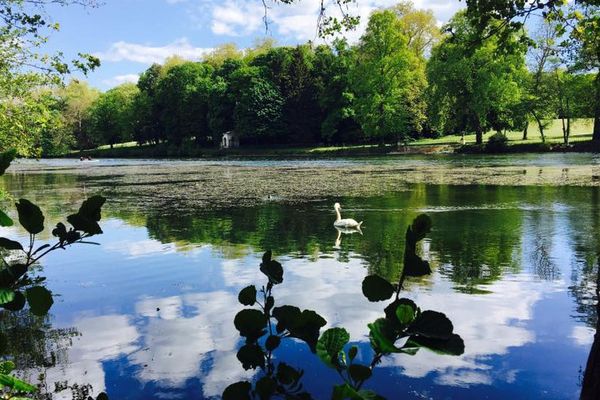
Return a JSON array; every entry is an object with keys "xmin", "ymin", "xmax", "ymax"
[{"xmin": 1, "ymin": 155, "xmax": 599, "ymax": 399}]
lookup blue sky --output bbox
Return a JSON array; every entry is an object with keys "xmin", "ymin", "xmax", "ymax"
[{"xmin": 43, "ymin": 0, "xmax": 464, "ymax": 90}]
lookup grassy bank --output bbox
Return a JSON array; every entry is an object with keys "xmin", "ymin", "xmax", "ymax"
[{"xmin": 75, "ymin": 118, "xmax": 597, "ymax": 158}]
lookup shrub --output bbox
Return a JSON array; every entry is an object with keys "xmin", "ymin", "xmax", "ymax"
[{"xmin": 485, "ymin": 132, "xmax": 509, "ymax": 153}]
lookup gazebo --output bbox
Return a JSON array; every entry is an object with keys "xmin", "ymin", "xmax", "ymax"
[{"xmin": 220, "ymin": 131, "xmax": 240, "ymax": 149}]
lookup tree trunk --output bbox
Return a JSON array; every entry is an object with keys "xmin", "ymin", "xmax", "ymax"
[
  {"xmin": 533, "ymin": 112, "xmax": 546, "ymax": 143},
  {"xmin": 522, "ymin": 120, "xmax": 529, "ymax": 141},
  {"xmin": 581, "ymin": 259, "xmax": 600, "ymax": 400},
  {"xmin": 593, "ymin": 73, "xmax": 600, "ymax": 142},
  {"xmin": 475, "ymin": 125, "xmax": 483, "ymax": 145}
]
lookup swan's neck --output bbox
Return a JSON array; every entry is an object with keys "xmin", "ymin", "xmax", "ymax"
[{"xmin": 335, "ymin": 207, "xmax": 341, "ymax": 221}]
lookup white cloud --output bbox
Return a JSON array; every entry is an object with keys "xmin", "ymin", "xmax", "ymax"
[
  {"xmin": 205, "ymin": 0, "xmax": 464, "ymax": 42},
  {"xmin": 571, "ymin": 325, "xmax": 595, "ymax": 347},
  {"xmin": 102, "ymin": 73, "xmax": 139, "ymax": 87},
  {"xmin": 96, "ymin": 38, "xmax": 213, "ymax": 65}
]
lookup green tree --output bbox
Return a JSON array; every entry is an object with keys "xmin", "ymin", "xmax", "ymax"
[
  {"xmin": 57, "ymin": 80, "xmax": 100, "ymax": 149},
  {"xmin": 89, "ymin": 83, "xmax": 139, "ymax": 148},
  {"xmin": 0, "ymin": 0, "xmax": 100, "ymax": 156},
  {"xmin": 390, "ymin": 0, "xmax": 441, "ymax": 58},
  {"xmin": 155, "ymin": 62, "xmax": 215, "ymax": 145},
  {"xmin": 313, "ymin": 41, "xmax": 360, "ymax": 144},
  {"xmin": 351, "ymin": 10, "xmax": 426, "ymax": 144},
  {"xmin": 231, "ymin": 65, "xmax": 284, "ymax": 143},
  {"xmin": 427, "ymin": 11, "xmax": 527, "ymax": 144}
]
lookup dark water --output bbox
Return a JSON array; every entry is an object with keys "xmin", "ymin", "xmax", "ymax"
[{"xmin": 1, "ymin": 160, "xmax": 599, "ymax": 400}]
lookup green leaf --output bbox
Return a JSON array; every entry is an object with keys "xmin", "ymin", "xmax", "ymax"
[
  {"xmin": 361, "ymin": 275, "xmax": 394, "ymax": 302},
  {"xmin": 255, "ymin": 376, "xmax": 276, "ymax": 400},
  {"xmin": 238, "ymin": 285, "xmax": 257, "ymax": 306},
  {"xmin": 260, "ymin": 260, "xmax": 283, "ymax": 285},
  {"xmin": 368, "ymin": 318, "xmax": 398, "ymax": 353},
  {"xmin": 407, "ymin": 310, "xmax": 453, "ymax": 339},
  {"xmin": 349, "ymin": 364, "xmax": 372, "ymax": 383},
  {"xmin": 0, "ymin": 150, "xmax": 16, "ymax": 176},
  {"xmin": 236, "ymin": 344, "xmax": 265, "ymax": 370},
  {"xmin": 402, "ymin": 251, "xmax": 431, "ymax": 278},
  {"xmin": 77, "ymin": 196, "xmax": 106, "ymax": 222},
  {"xmin": 349, "ymin": 345, "xmax": 358, "ymax": 362},
  {"xmin": 272, "ymin": 306, "xmax": 327, "ymax": 352},
  {"xmin": 233, "ymin": 309, "xmax": 267, "ymax": 340},
  {"xmin": 0, "ymin": 238, "xmax": 23, "ymax": 251},
  {"xmin": 276, "ymin": 362, "xmax": 303, "ymax": 386},
  {"xmin": 0, "ymin": 374, "xmax": 36, "ymax": 393},
  {"xmin": 223, "ymin": 381, "xmax": 252, "ymax": 400},
  {"xmin": 25, "ymin": 286, "xmax": 54, "ymax": 316},
  {"xmin": 265, "ymin": 335, "xmax": 281, "ymax": 351},
  {"xmin": 405, "ymin": 333, "xmax": 465, "ymax": 356},
  {"xmin": 0, "ymin": 361, "xmax": 15, "ymax": 375},
  {"xmin": 15, "ymin": 199, "xmax": 44, "ymax": 235},
  {"xmin": 332, "ymin": 384, "xmax": 384, "ymax": 400},
  {"xmin": 67, "ymin": 214, "xmax": 102, "ymax": 236},
  {"xmin": 395, "ymin": 304, "xmax": 416, "ymax": 325},
  {"xmin": 2, "ymin": 291, "xmax": 25, "ymax": 311},
  {"xmin": 0, "ymin": 210, "xmax": 13, "ymax": 227},
  {"xmin": 317, "ymin": 327, "xmax": 350, "ymax": 368},
  {"xmin": 0, "ymin": 288, "xmax": 15, "ymax": 305}
]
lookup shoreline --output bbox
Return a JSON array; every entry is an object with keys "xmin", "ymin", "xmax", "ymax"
[{"xmin": 65, "ymin": 139, "xmax": 600, "ymax": 160}]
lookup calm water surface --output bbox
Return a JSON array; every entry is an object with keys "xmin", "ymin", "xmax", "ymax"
[{"xmin": 1, "ymin": 157, "xmax": 598, "ymax": 400}]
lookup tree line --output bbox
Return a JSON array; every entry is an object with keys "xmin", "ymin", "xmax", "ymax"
[{"xmin": 8, "ymin": 2, "xmax": 600, "ymax": 155}]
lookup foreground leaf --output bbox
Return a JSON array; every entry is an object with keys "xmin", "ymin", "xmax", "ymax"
[
  {"xmin": 361, "ymin": 275, "xmax": 394, "ymax": 302},
  {"xmin": 0, "ymin": 288, "xmax": 15, "ymax": 305},
  {"xmin": 15, "ymin": 199, "xmax": 44, "ymax": 235},
  {"xmin": 407, "ymin": 310, "xmax": 453, "ymax": 339},
  {"xmin": 223, "ymin": 381, "xmax": 252, "ymax": 400},
  {"xmin": 0, "ymin": 210, "xmax": 13, "ymax": 227},
  {"xmin": 0, "ymin": 373, "xmax": 36, "ymax": 392},
  {"xmin": 233, "ymin": 309, "xmax": 267, "ymax": 340},
  {"xmin": 317, "ymin": 327, "xmax": 350, "ymax": 368},
  {"xmin": 238, "ymin": 285, "xmax": 257, "ymax": 306},
  {"xmin": 26, "ymin": 286, "xmax": 54, "ymax": 316},
  {"xmin": 406, "ymin": 333, "xmax": 465, "ymax": 356},
  {"xmin": 0, "ymin": 238, "xmax": 23, "ymax": 251}
]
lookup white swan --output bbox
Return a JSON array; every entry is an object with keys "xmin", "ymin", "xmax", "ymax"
[{"xmin": 333, "ymin": 203, "xmax": 363, "ymax": 229}]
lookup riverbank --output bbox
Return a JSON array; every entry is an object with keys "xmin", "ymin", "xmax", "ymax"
[
  {"xmin": 75, "ymin": 139, "xmax": 598, "ymax": 159},
  {"xmin": 72, "ymin": 119, "xmax": 597, "ymax": 158}
]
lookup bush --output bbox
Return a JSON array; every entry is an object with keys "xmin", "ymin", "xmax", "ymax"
[{"xmin": 485, "ymin": 132, "xmax": 509, "ymax": 153}]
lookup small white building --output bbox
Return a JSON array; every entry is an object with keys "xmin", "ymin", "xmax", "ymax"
[{"xmin": 221, "ymin": 131, "xmax": 240, "ymax": 149}]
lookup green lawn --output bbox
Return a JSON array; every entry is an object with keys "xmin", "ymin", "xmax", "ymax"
[
  {"xmin": 81, "ymin": 118, "xmax": 595, "ymax": 158},
  {"xmin": 408, "ymin": 118, "xmax": 594, "ymax": 146}
]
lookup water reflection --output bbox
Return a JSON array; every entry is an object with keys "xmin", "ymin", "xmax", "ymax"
[{"xmin": 1, "ymin": 170, "xmax": 599, "ymax": 399}]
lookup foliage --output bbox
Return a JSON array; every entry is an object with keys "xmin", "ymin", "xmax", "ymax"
[
  {"xmin": 0, "ymin": 150, "xmax": 107, "ymax": 398},
  {"xmin": 223, "ymin": 250, "xmax": 324, "ymax": 399},
  {"xmin": 88, "ymin": 83, "xmax": 139, "ymax": 148},
  {"xmin": 224, "ymin": 215, "xmax": 463, "ymax": 399},
  {"xmin": 351, "ymin": 10, "xmax": 427, "ymax": 143},
  {"xmin": 485, "ymin": 132, "xmax": 509, "ymax": 152},
  {"xmin": 427, "ymin": 11, "xmax": 528, "ymax": 144},
  {"xmin": 0, "ymin": 0, "xmax": 100, "ymax": 157}
]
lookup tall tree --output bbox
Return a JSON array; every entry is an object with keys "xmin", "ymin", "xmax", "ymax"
[
  {"xmin": 58, "ymin": 80, "xmax": 100, "ymax": 149},
  {"xmin": 89, "ymin": 83, "xmax": 139, "ymax": 148},
  {"xmin": 390, "ymin": 1, "xmax": 441, "ymax": 58},
  {"xmin": 0, "ymin": 0, "xmax": 100, "ymax": 156},
  {"xmin": 155, "ymin": 62, "xmax": 215, "ymax": 145},
  {"xmin": 427, "ymin": 11, "xmax": 527, "ymax": 144},
  {"xmin": 351, "ymin": 10, "xmax": 426, "ymax": 144}
]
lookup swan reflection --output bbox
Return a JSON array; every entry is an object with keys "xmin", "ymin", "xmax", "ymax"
[{"xmin": 334, "ymin": 226, "xmax": 362, "ymax": 249}]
